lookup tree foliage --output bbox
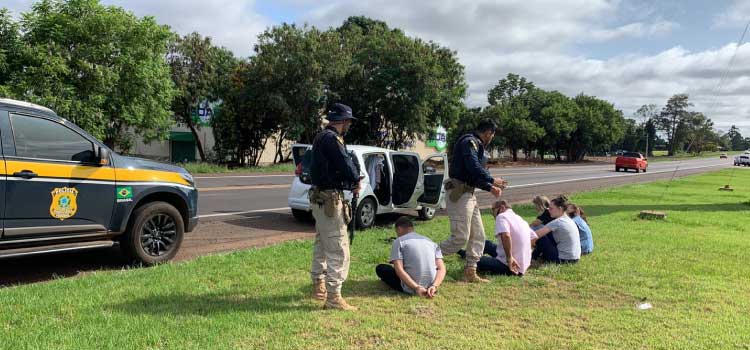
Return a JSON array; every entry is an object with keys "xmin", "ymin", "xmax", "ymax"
[
  {"xmin": 1, "ymin": 0, "xmax": 176, "ymax": 152},
  {"xmin": 168, "ymin": 32, "xmax": 237, "ymax": 161}
]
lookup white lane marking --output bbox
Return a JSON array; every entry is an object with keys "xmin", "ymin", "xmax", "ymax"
[
  {"xmin": 505, "ymin": 164, "xmax": 725, "ymax": 189},
  {"xmin": 199, "ymin": 207, "xmax": 289, "ymax": 218},
  {"xmin": 195, "ymin": 174, "xmax": 294, "ymax": 179}
]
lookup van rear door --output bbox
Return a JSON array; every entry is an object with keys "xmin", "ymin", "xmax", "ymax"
[
  {"xmin": 389, "ymin": 152, "xmax": 424, "ymax": 208},
  {"xmin": 418, "ymin": 153, "xmax": 447, "ymax": 208}
]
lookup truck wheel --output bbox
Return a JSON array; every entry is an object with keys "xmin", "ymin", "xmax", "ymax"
[
  {"xmin": 120, "ymin": 202, "xmax": 184, "ymax": 266},
  {"xmin": 291, "ymin": 208, "xmax": 313, "ymax": 222},
  {"xmin": 355, "ymin": 197, "xmax": 376, "ymax": 229},
  {"xmin": 642, "ymin": 167, "xmax": 647, "ymax": 173},
  {"xmin": 418, "ymin": 207, "xmax": 436, "ymax": 220},
  {"xmin": 615, "ymin": 167, "xmax": 620, "ymax": 172}
]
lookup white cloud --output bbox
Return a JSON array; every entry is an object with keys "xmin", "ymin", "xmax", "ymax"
[
  {"xmin": 4, "ymin": 0, "xmax": 750, "ymax": 133},
  {"xmin": 3, "ymin": 0, "xmax": 270, "ymax": 57},
  {"xmin": 305, "ymin": 0, "xmax": 750, "ymax": 133},
  {"xmin": 714, "ymin": 0, "xmax": 750, "ymax": 28}
]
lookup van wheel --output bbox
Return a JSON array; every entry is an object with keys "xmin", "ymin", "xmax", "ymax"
[
  {"xmin": 292, "ymin": 209, "xmax": 313, "ymax": 222},
  {"xmin": 356, "ymin": 197, "xmax": 376, "ymax": 229},
  {"xmin": 418, "ymin": 207, "xmax": 436, "ymax": 220},
  {"xmin": 120, "ymin": 202, "xmax": 184, "ymax": 266}
]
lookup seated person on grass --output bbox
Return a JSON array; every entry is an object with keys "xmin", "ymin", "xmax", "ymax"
[
  {"xmin": 529, "ymin": 195, "xmax": 553, "ymax": 230},
  {"xmin": 474, "ymin": 200, "xmax": 537, "ymax": 276},
  {"xmin": 375, "ymin": 216, "xmax": 446, "ymax": 298},
  {"xmin": 567, "ymin": 203, "xmax": 594, "ymax": 255},
  {"xmin": 532, "ymin": 195, "xmax": 581, "ymax": 264}
]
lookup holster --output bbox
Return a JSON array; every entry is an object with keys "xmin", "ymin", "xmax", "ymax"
[
  {"xmin": 309, "ymin": 188, "xmax": 341, "ymax": 218},
  {"xmin": 445, "ymin": 179, "xmax": 475, "ymax": 202},
  {"xmin": 342, "ymin": 200, "xmax": 352, "ymax": 224}
]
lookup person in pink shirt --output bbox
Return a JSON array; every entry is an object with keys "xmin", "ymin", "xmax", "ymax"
[{"xmin": 476, "ymin": 200, "xmax": 538, "ymax": 276}]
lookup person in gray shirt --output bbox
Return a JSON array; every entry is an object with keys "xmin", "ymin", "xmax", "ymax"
[
  {"xmin": 376, "ymin": 216, "xmax": 446, "ymax": 297},
  {"xmin": 532, "ymin": 195, "xmax": 581, "ymax": 264}
]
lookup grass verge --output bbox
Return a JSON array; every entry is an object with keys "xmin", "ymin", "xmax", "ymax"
[
  {"xmin": 2, "ymin": 169, "xmax": 750, "ymax": 349},
  {"xmin": 179, "ymin": 162, "xmax": 295, "ymax": 174}
]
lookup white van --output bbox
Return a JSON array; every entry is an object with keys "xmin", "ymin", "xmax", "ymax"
[{"xmin": 288, "ymin": 144, "xmax": 447, "ymax": 228}]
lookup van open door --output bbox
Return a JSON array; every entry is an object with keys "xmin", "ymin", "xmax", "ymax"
[
  {"xmin": 390, "ymin": 152, "xmax": 424, "ymax": 208},
  {"xmin": 418, "ymin": 153, "xmax": 448, "ymax": 208},
  {"xmin": 291, "ymin": 144, "xmax": 311, "ymax": 166},
  {"xmin": 291, "ymin": 144, "xmax": 312, "ymax": 184}
]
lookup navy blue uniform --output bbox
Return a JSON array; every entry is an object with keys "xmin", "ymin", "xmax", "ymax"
[
  {"xmin": 449, "ymin": 133, "xmax": 494, "ymax": 191},
  {"xmin": 310, "ymin": 126, "xmax": 359, "ymax": 190}
]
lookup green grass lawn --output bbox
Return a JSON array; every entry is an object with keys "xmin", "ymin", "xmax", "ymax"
[
  {"xmin": 2, "ymin": 170, "xmax": 750, "ymax": 349},
  {"xmin": 179, "ymin": 162, "xmax": 295, "ymax": 174}
]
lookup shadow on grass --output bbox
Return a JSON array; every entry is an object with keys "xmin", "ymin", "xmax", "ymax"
[
  {"xmin": 0, "ymin": 246, "xmax": 131, "ymax": 288},
  {"xmin": 111, "ymin": 292, "xmax": 316, "ymax": 316}
]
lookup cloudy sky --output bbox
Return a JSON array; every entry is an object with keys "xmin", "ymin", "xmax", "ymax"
[{"xmin": 5, "ymin": 0, "xmax": 750, "ymax": 133}]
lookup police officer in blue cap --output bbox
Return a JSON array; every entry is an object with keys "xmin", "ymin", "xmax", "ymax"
[
  {"xmin": 308, "ymin": 103, "xmax": 361, "ymax": 311},
  {"xmin": 440, "ymin": 119, "xmax": 506, "ymax": 283}
]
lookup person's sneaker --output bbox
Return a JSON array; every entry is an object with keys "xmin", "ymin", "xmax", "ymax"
[{"xmin": 457, "ymin": 249, "xmax": 466, "ymax": 259}]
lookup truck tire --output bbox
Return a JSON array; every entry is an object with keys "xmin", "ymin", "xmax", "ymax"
[
  {"xmin": 355, "ymin": 197, "xmax": 376, "ymax": 229},
  {"xmin": 120, "ymin": 201, "xmax": 184, "ymax": 266},
  {"xmin": 642, "ymin": 167, "xmax": 647, "ymax": 173},
  {"xmin": 418, "ymin": 207, "xmax": 436, "ymax": 220},
  {"xmin": 615, "ymin": 167, "xmax": 620, "ymax": 172}
]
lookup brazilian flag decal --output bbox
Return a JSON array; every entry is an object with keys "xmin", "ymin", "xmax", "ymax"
[{"xmin": 117, "ymin": 186, "xmax": 133, "ymax": 202}]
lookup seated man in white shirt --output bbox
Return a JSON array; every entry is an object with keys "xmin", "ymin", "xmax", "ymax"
[
  {"xmin": 476, "ymin": 200, "xmax": 538, "ymax": 276},
  {"xmin": 375, "ymin": 216, "xmax": 446, "ymax": 298}
]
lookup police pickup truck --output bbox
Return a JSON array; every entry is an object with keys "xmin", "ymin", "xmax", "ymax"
[{"xmin": 0, "ymin": 99, "xmax": 198, "ymax": 265}]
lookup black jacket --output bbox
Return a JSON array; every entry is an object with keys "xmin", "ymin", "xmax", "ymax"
[
  {"xmin": 449, "ymin": 133, "xmax": 494, "ymax": 192},
  {"xmin": 310, "ymin": 126, "xmax": 359, "ymax": 190}
]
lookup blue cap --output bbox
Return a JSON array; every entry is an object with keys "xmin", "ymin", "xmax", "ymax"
[{"xmin": 327, "ymin": 103, "xmax": 356, "ymax": 121}]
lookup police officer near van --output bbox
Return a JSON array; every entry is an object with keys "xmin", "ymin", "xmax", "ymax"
[
  {"xmin": 440, "ymin": 119, "xmax": 506, "ymax": 283},
  {"xmin": 309, "ymin": 103, "xmax": 361, "ymax": 311}
]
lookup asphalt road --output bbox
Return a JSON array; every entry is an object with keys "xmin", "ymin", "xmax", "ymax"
[
  {"xmin": 0, "ymin": 157, "xmax": 734, "ymax": 287},
  {"xmin": 195, "ymin": 157, "xmax": 732, "ymax": 219}
]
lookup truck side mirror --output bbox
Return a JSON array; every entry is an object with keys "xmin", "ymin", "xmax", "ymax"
[{"xmin": 98, "ymin": 147, "xmax": 111, "ymax": 166}]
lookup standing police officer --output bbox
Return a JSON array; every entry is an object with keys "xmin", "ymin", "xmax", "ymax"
[
  {"xmin": 309, "ymin": 103, "xmax": 361, "ymax": 311},
  {"xmin": 440, "ymin": 120, "xmax": 506, "ymax": 283}
]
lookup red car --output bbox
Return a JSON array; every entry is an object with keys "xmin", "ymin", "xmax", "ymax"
[{"xmin": 615, "ymin": 152, "xmax": 648, "ymax": 172}]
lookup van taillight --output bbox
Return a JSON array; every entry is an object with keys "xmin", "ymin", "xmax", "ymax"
[{"xmin": 295, "ymin": 162, "xmax": 303, "ymax": 176}]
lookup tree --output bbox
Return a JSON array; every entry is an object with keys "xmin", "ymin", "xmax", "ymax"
[
  {"xmin": 568, "ymin": 94, "xmax": 625, "ymax": 161},
  {"xmin": 484, "ymin": 73, "xmax": 544, "ymax": 161},
  {"xmin": 212, "ymin": 61, "xmax": 279, "ymax": 166},
  {"xmin": 0, "ymin": 8, "xmax": 22, "ymax": 96},
  {"xmin": 168, "ymin": 32, "xmax": 237, "ymax": 161},
  {"xmin": 537, "ymin": 91, "xmax": 578, "ymax": 161},
  {"xmin": 10, "ymin": 0, "xmax": 176, "ymax": 151},
  {"xmin": 655, "ymin": 94, "xmax": 692, "ymax": 156},
  {"xmin": 726, "ymin": 125, "xmax": 745, "ymax": 151},
  {"xmin": 331, "ymin": 17, "xmax": 467, "ymax": 149},
  {"xmin": 634, "ymin": 104, "xmax": 658, "ymax": 156},
  {"xmin": 487, "ymin": 73, "xmax": 535, "ymax": 106},
  {"xmin": 249, "ymin": 24, "xmax": 346, "ymax": 156},
  {"xmin": 483, "ymin": 103, "xmax": 544, "ymax": 161}
]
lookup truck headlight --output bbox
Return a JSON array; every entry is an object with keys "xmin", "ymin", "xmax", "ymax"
[{"xmin": 180, "ymin": 173, "xmax": 195, "ymax": 187}]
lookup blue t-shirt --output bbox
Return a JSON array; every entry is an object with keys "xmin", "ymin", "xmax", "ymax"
[{"xmin": 572, "ymin": 216, "xmax": 594, "ymax": 254}]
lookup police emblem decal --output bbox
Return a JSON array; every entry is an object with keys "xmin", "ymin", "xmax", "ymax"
[{"xmin": 50, "ymin": 187, "xmax": 79, "ymax": 220}]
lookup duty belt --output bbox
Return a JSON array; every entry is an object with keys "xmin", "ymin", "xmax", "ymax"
[{"xmin": 444, "ymin": 179, "xmax": 475, "ymax": 202}]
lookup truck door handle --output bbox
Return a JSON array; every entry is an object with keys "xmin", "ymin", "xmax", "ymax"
[{"xmin": 13, "ymin": 170, "xmax": 38, "ymax": 179}]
